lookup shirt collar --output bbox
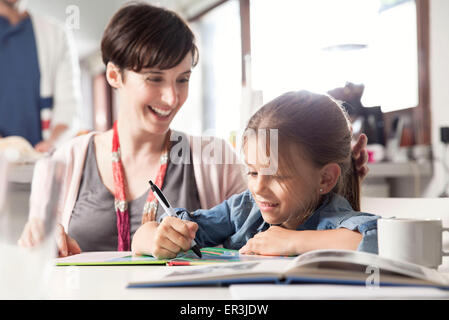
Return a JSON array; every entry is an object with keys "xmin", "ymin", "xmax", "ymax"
[{"xmin": 0, "ymin": 14, "xmax": 31, "ymax": 35}]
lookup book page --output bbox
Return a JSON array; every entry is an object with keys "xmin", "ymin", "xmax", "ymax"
[
  {"xmin": 128, "ymin": 258, "xmax": 289, "ymax": 286},
  {"xmin": 55, "ymin": 251, "xmax": 167, "ymax": 265},
  {"xmin": 56, "ymin": 252, "xmax": 131, "ymax": 263},
  {"xmin": 289, "ymin": 249, "xmax": 449, "ymax": 285},
  {"xmin": 54, "ymin": 247, "xmax": 292, "ymax": 266}
]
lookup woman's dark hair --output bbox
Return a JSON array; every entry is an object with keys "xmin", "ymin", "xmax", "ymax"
[
  {"xmin": 101, "ymin": 2, "xmax": 199, "ymax": 72},
  {"xmin": 243, "ymin": 90, "xmax": 360, "ymax": 212}
]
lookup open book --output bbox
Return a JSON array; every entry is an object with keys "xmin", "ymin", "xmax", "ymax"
[{"xmin": 127, "ymin": 249, "xmax": 449, "ymax": 289}]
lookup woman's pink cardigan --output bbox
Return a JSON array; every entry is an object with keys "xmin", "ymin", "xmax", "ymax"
[{"xmin": 29, "ymin": 132, "xmax": 247, "ymax": 231}]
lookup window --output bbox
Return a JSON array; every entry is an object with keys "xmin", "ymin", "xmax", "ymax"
[
  {"xmin": 250, "ymin": 0, "xmax": 419, "ymax": 113},
  {"xmin": 179, "ymin": 0, "xmax": 242, "ymax": 140}
]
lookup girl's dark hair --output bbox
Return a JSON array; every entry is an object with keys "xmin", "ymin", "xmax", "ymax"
[
  {"xmin": 101, "ymin": 2, "xmax": 199, "ymax": 72},
  {"xmin": 244, "ymin": 90, "xmax": 360, "ymax": 212}
]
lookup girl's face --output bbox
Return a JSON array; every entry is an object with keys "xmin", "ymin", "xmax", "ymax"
[
  {"xmin": 244, "ymin": 137, "xmax": 321, "ymax": 229},
  {"xmin": 118, "ymin": 54, "xmax": 193, "ymax": 135}
]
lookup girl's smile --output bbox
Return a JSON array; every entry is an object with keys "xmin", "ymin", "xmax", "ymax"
[{"xmin": 255, "ymin": 199, "xmax": 280, "ymax": 212}]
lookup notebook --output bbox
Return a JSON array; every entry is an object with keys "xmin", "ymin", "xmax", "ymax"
[{"xmin": 55, "ymin": 247, "xmax": 291, "ymax": 266}]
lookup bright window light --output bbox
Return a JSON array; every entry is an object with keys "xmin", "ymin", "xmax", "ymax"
[{"xmin": 250, "ymin": 0, "xmax": 418, "ymax": 112}]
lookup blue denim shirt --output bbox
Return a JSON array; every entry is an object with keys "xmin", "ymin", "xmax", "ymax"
[
  {"xmin": 160, "ymin": 190, "xmax": 379, "ymax": 254},
  {"xmin": 0, "ymin": 16, "xmax": 44, "ymax": 146}
]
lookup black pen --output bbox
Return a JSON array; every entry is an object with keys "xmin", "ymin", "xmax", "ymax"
[{"xmin": 149, "ymin": 180, "xmax": 202, "ymax": 258}]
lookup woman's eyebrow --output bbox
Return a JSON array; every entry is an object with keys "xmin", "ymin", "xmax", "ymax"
[
  {"xmin": 142, "ymin": 70, "xmax": 192, "ymax": 75},
  {"xmin": 245, "ymin": 163, "xmax": 257, "ymax": 170},
  {"xmin": 145, "ymin": 71, "xmax": 163, "ymax": 75}
]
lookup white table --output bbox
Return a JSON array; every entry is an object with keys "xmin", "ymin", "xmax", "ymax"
[
  {"xmin": 47, "ymin": 257, "xmax": 449, "ymax": 300},
  {"xmin": 49, "ymin": 265, "xmax": 232, "ymax": 300}
]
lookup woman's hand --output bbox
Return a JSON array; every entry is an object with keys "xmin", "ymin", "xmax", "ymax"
[
  {"xmin": 239, "ymin": 226, "xmax": 299, "ymax": 256},
  {"xmin": 18, "ymin": 221, "xmax": 81, "ymax": 257},
  {"xmin": 352, "ymin": 133, "xmax": 369, "ymax": 181},
  {"xmin": 132, "ymin": 217, "xmax": 198, "ymax": 259},
  {"xmin": 55, "ymin": 224, "xmax": 81, "ymax": 257}
]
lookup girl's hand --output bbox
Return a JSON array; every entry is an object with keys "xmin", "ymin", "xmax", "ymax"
[
  {"xmin": 150, "ymin": 216, "xmax": 198, "ymax": 259},
  {"xmin": 239, "ymin": 226, "xmax": 299, "ymax": 256}
]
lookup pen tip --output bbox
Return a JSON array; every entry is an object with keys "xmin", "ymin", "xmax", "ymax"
[{"xmin": 192, "ymin": 245, "xmax": 202, "ymax": 258}]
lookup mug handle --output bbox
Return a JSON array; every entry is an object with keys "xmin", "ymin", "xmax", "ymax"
[{"xmin": 443, "ymin": 228, "xmax": 449, "ymax": 256}]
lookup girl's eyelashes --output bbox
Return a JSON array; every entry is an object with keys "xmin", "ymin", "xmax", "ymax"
[
  {"xmin": 178, "ymin": 77, "xmax": 190, "ymax": 83},
  {"xmin": 146, "ymin": 77, "xmax": 163, "ymax": 83},
  {"xmin": 246, "ymin": 171, "xmax": 287, "ymax": 181},
  {"xmin": 246, "ymin": 171, "xmax": 258, "ymax": 177},
  {"xmin": 246, "ymin": 168, "xmax": 284, "ymax": 177}
]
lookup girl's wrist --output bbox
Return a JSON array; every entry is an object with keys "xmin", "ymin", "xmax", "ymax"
[{"xmin": 286, "ymin": 228, "xmax": 306, "ymax": 255}]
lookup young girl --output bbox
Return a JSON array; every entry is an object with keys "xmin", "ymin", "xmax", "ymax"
[{"xmin": 132, "ymin": 90, "xmax": 379, "ymax": 258}]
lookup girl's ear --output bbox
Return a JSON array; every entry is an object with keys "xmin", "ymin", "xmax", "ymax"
[
  {"xmin": 105, "ymin": 62, "xmax": 123, "ymax": 89},
  {"xmin": 318, "ymin": 163, "xmax": 341, "ymax": 194}
]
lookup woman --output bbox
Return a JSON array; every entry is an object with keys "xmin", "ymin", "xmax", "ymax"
[{"xmin": 19, "ymin": 3, "xmax": 369, "ymax": 256}]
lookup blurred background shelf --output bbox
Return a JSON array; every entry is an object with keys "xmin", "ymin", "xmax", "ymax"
[
  {"xmin": 367, "ymin": 161, "xmax": 432, "ymax": 178},
  {"xmin": 363, "ymin": 161, "xmax": 433, "ymax": 198}
]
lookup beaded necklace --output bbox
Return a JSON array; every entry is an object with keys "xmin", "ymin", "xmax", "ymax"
[{"xmin": 112, "ymin": 121, "xmax": 169, "ymax": 251}]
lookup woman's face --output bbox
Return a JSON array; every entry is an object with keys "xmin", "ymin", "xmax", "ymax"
[
  {"xmin": 118, "ymin": 54, "xmax": 193, "ymax": 135},
  {"xmin": 244, "ymin": 136, "xmax": 321, "ymax": 228}
]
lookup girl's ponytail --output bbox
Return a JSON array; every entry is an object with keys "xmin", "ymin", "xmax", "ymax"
[{"xmin": 342, "ymin": 156, "xmax": 361, "ymax": 211}]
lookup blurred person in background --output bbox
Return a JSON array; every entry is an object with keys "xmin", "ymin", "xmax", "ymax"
[{"xmin": 0, "ymin": 0, "xmax": 82, "ymax": 153}]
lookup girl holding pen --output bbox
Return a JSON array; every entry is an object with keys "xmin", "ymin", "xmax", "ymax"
[{"xmin": 132, "ymin": 91, "xmax": 379, "ymax": 258}]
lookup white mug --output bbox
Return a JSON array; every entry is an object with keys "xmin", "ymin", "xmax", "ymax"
[{"xmin": 377, "ymin": 218, "xmax": 449, "ymax": 268}]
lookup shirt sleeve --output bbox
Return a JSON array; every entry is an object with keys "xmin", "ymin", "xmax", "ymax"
[
  {"xmin": 157, "ymin": 199, "xmax": 236, "ymax": 248},
  {"xmin": 338, "ymin": 213, "xmax": 379, "ymax": 254},
  {"xmin": 156, "ymin": 191, "xmax": 254, "ymax": 248}
]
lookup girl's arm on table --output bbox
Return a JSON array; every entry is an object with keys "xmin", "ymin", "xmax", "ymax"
[{"xmin": 239, "ymin": 226, "xmax": 362, "ymax": 256}]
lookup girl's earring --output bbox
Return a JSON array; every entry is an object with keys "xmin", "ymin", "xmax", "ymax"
[{"xmin": 319, "ymin": 188, "xmax": 323, "ymax": 193}]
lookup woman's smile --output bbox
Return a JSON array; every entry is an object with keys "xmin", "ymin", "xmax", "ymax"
[{"xmin": 147, "ymin": 105, "xmax": 174, "ymax": 120}]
